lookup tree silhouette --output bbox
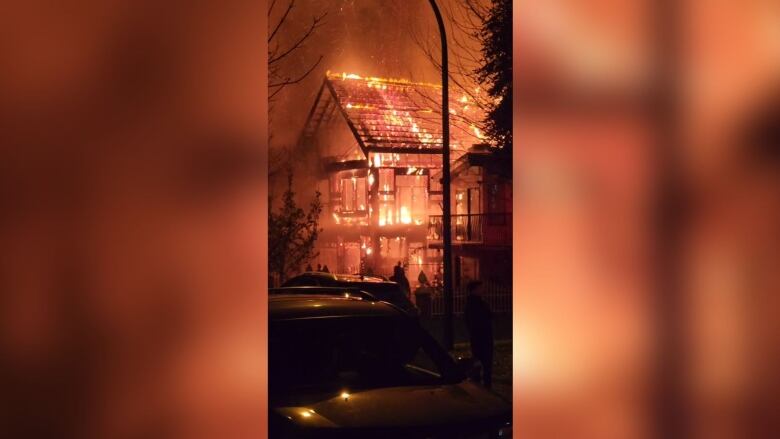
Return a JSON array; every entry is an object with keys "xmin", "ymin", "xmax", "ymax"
[
  {"xmin": 268, "ymin": 170, "xmax": 323, "ymax": 283},
  {"xmin": 476, "ymin": 0, "xmax": 512, "ymax": 157}
]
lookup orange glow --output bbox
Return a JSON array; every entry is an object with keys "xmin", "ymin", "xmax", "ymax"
[
  {"xmin": 471, "ymin": 124, "xmax": 484, "ymax": 139},
  {"xmin": 328, "ymin": 72, "xmax": 442, "ymax": 89},
  {"xmin": 400, "ymin": 206, "xmax": 412, "ymax": 224}
]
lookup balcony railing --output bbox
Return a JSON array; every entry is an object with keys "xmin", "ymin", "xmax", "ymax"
[{"xmin": 427, "ymin": 213, "xmax": 511, "ymax": 246}]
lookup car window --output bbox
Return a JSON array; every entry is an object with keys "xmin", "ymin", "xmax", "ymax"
[{"xmin": 269, "ymin": 316, "xmax": 456, "ymax": 401}]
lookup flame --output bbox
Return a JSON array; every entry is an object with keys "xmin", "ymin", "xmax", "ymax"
[
  {"xmin": 460, "ymin": 95, "xmax": 469, "ymax": 103},
  {"xmin": 373, "ymin": 154, "xmax": 381, "ymax": 168},
  {"xmin": 328, "ymin": 72, "xmax": 442, "ymax": 89},
  {"xmin": 471, "ymin": 124, "xmax": 484, "ymax": 139},
  {"xmin": 368, "ymin": 173, "xmax": 375, "ymax": 186},
  {"xmin": 345, "ymin": 102, "xmax": 373, "ymax": 110},
  {"xmin": 400, "ymin": 206, "xmax": 412, "ymax": 224},
  {"xmin": 366, "ymin": 247, "xmax": 373, "ymax": 255}
]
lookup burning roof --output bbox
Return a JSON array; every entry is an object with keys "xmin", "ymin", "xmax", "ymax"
[{"xmin": 301, "ymin": 72, "xmax": 485, "ymax": 159}]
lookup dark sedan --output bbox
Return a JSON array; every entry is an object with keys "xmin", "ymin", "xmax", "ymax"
[{"xmin": 269, "ymin": 289, "xmax": 511, "ymax": 438}]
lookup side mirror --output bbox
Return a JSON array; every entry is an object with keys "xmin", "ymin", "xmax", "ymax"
[{"xmin": 455, "ymin": 356, "xmax": 482, "ymax": 382}]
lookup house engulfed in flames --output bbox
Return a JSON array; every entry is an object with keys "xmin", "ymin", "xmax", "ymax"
[{"xmin": 300, "ymin": 72, "xmax": 505, "ymax": 287}]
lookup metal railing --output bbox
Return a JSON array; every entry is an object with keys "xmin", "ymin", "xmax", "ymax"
[
  {"xmin": 428, "ymin": 213, "xmax": 511, "ymax": 245},
  {"xmin": 426, "ymin": 282, "xmax": 512, "ymax": 315}
]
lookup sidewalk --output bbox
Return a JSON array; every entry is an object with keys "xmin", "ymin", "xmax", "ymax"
[
  {"xmin": 419, "ymin": 313, "xmax": 512, "ymax": 345},
  {"xmin": 420, "ymin": 314, "xmax": 513, "ymax": 402}
]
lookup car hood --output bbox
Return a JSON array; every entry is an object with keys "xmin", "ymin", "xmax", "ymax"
[{"xmin": 273, "ymin": 381, "xmax": 510, "ymax": 432}]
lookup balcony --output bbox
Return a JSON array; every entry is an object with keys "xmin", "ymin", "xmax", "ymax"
[{"xmin": 427, "ymin": 213, "xmax": 512, "ymax": 246}]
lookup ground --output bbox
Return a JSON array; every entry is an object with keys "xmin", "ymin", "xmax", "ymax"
[
  {"xmin": 421, "ymin": 314, "xmax": 513, "ymax": 402},
  {"xmin": 450, "ymin": 341, "xmax": 512, "ymax": 402}
]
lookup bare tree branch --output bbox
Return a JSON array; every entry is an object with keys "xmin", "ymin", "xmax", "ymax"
[
  {"xmin": 406, "ymin": 0, "xmax": 492, "ymax": 133},
  {"xmin": 269, "ymin": 0, "xmax": 294, "ymax": 43},
  {"xmin": 269, "ymin": 12, "xmax": 326, "ymax": 64},
  {"xmin": 269, "ymin": 55, "xmax": 323, "ymax": 89}
]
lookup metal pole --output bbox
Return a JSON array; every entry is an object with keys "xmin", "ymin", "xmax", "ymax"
[{"xmin": 428, "ymin": 0, "xmax": 453, "ymax": 350}]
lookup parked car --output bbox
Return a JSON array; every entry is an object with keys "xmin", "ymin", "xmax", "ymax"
[
  {"xmin": 282, "ymin": 272, "xmax": 418, "ymax": 316},
  {"xmin": 269, "ymin": 288, "xmax": 511, "ymax": 438}
]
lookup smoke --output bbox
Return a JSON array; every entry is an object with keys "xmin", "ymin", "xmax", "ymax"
[{"xmin": 268, "ymin": 0, "xmax": 487, "ymax": 203}]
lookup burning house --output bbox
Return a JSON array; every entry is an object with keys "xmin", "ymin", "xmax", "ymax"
[
  {"xmin": 299, "ymin": 72, "xmax": 491, "ymax": 285},
  {"xmin": 429, "ymin": 146, "xmax": 512, "ymax": 289}
]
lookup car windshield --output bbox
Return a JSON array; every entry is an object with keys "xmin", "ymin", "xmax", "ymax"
[{"xmin": 269, "ymin": 315, "xmax": 460, "ymax": 402}]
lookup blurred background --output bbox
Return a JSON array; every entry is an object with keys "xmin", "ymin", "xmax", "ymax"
[
  {"xmin": 514, "ymin": 0, "xmax": 780, "ymax": 438},
  {"xmin": 0, "ymin": 2, "xmax": 269, "ymax": 438},
  {"xmin": 0, "ymin": 0, "xmax": 779, "ymax": 438}
]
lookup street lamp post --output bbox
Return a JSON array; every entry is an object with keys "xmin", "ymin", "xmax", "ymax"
[{"xmin": 428, "ymin": 0, "xmax": 454, "ymax": 350}]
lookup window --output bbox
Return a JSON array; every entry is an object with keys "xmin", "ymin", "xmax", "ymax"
[
  {"xmin": 396, "ymin": 175, "xmax": 427, "ymax": 225},
  {"xmin": 340, "ymin": 176, "xmax": 367, "ymax": 212},
  {"xmin": 378, "ymin": 169, "xmax": 394, "ymax": 193}
]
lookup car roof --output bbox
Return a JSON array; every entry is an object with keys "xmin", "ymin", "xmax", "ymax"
[
  {"xmin": 269, "ymin": 293, "xmax": 404, "ymax": 321},
  {"xmin": 297, "ymin": 272, "xmax": 394, "ymax": 284}
]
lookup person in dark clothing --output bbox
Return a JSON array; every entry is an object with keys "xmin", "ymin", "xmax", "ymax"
[
  {"xmin": 390, "ymin": 261, "xmax": 411, "ymax": 299},
  {"xmin": 305, "ymin": 263, "xmax": 313, "ymax": 272},
  {"xmin": 316, "ymin": 263, "xmax": 322, "ymax": 272},
  {"xmin": 464, "ymin": 280, "xmax": 493, "ymax": 388},
  {"xmin": 321, "ymin": 265, "xmax": 330, "ymax": 273}
]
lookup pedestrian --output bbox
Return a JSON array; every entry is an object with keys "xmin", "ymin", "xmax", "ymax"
[
  {"xmin": 305, "ymin": 263, "xmax": 313, "ymax": 272},
  {"xmin": 321, "ymin": 264, "xmax": 329, "ymax": 273},
  {"xmin": 464, "ymin": 280, "xmax": 493, "ymax": 388},
  {"xmin": 391, "ymin": 261, "xmax": 411, "ymax": 299},
  {"xmin": 317, "ymin": 263, "xmax": 322, "ymax": 272},
  {"xmin": 417, "ymin": 269, "xmax": 428, "ymax": 287}
]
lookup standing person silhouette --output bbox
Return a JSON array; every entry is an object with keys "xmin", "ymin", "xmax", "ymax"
[
  {"xmin": 391, "ymin": 261, "xmax": 411, "ymax": 299},
  {"xmin": 464, "ymin": 280, "xmax": 494, "ymax": 388},
  {"xmin": 321, "ymin": 265, "xmax": 329, "ymax": 273}
]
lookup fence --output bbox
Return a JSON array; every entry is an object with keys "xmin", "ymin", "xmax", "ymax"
[{"xmin": 427, "ymin": 281, "xmax": 512, "ymax": 315}]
